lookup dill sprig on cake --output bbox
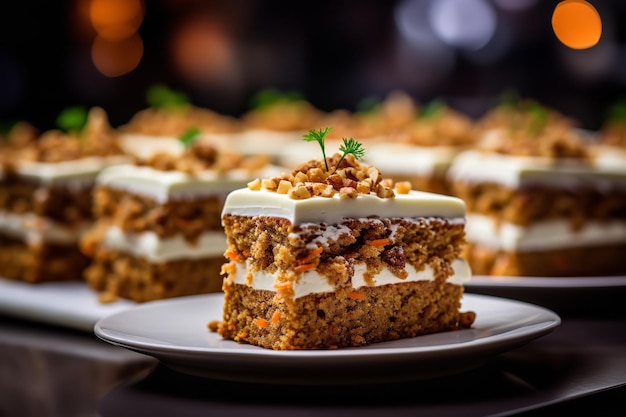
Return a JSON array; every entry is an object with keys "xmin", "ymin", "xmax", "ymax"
[{"xmin": 302, "ymin": 127, "xmax": 365, "ymax": 172}]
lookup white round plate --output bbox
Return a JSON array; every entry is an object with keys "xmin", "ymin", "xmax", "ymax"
[
  {"xmin": 94, "ymin": 293, "xmax": 560, "ymax": 385},
  {"xmin": 466, "ymin": 275, "xmax": 626, "ymax": 289}
]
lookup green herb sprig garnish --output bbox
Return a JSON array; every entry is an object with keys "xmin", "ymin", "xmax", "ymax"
[
  {"xmin": 606, "ymin": 99, "xmax": 626, "ymax": 122},
  {"xmin": 337, "ymin": 137, "xmax": 365, "ymax": 167},
  {"xmin": 356, "ymin": 96, "xmax": 381, "ymax": 114},
  {"xmin": 56, "ymin": 106, "xmax": 88, "ymax": 134},
  {"xmin": 303, "ymin": 127, "xmax": 365, "ymax": 172},
  {"xmin": 420, "ymin": 99, "xmax": 445, "ymax": 119},
  {"xmin": 147, "ymin": 84, "xmax": 189, "ymax": 110},
  {"xmin": 179, "ymin": 127, "xmax": 200, "ymax": 149},
  {"xmin": 250, "ymin": 88, "xmax": 303, "ymax": 110},
  {"xmin": 303, "ymin": 127, "xmax": 331, "ymax": 171},
  {"xmin": 526, "ymin": 100, "xmax": 548, "ymax": 135}
]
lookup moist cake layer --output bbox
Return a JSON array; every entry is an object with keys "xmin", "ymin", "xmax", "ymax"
[
  {"xmin": 0, "ymin": 234, "xmax": 89, "ymax": 283},
  {"xmin": 219, "ymin": 280, "xmax": 474, "ymax": 350},
  {"xmin": 84, "ymin": 248, "xmax": 224, "ymax": 302}
]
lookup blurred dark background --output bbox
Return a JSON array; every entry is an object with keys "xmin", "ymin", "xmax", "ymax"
[{"xmin": 1, "ymin": 0, "xmax": 625, "ymax": 131}]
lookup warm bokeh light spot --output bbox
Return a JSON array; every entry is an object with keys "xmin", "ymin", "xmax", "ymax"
[
  {"xmin": 90, "ymin": 0, "xmax": 144, "ymax": 41},
  {"xmin": 92, "ymin": 33, "xmax": 143, "ymax": 77},
  {"xmin": 171, "ymin": 16, "xmax": 234, "ymax": 85},
  {"xmin": 552, "ymin": 1, "xmax": 602, "ymax": 50}
]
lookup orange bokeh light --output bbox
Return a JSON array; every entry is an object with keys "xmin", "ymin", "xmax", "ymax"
[
  {"xmin": 92, "ymin": 33, "xmax": 144, "ymax": 77},
  {"xmin": 90, "ymin": 0, "xmax": 144, "ymax": 41},
  {"xmin": 552, "ymin": 1, "xmax": 602, "ymax": 49}
]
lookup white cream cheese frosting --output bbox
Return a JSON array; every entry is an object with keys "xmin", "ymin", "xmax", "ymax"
[
  {"xmin": 448, "ymin": 150, "xmax": 626, "ymax": 191},
  {"xmin": 227, "ymin": 258, "xmax": 471, "ymax": 298},
  {"xmin": 15, "ymin": 155, "xmax": 130, "ymax": 189},
  {"xmin": 222, "ymin": 188, "xmax": 466, "ymax": 225},
  {"xmin": 0, "ymin": 210, "xmax": 89, "ymax": 245},
  {"xmin": 364, "ymin": 143, "xmax": 463, "ymax": 176},
  {"xmin": 465, "ymin": 214, "xmax": 626, "ymax": 251},
  {"xmin": 96, "ymin": 164, "xmax": 266, "ymax": 203},
  {"xmin": 99, "ymin": 226, "xmax": 226, "ymax": 262}
]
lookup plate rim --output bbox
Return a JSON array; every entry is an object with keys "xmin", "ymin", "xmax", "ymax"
[
  {"xmin": 466, "ymin": 274, "xmax": 626, "ymax": 289},
  {"xmin": 94, "ymin": 293, "xmax": 561, "ymax": 359}
]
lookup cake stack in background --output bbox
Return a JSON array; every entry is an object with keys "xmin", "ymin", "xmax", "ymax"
[
  {"xmin": 447, "ymin": 99, "xmax": 626, "ymax": 277},
  {"xmin": 80, "ymin": 134, "xmax": 280, "ymax": 303},
  {"xmin": 0, "ymin": 107, "xmax": 129, "ymax": 283},
  {"xmin": 118, "ymin": 85, "xmax": 243, "ymax": 160}
]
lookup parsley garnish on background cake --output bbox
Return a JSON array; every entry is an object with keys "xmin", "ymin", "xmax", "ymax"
[
  {"xmin": 56, "ymin": 106, "xmax": 88, "ymax": 134},
  {"xmin": 179, "ymin": 127, "xmax": 201, "ymax": 149},
  {"xmin": 146, "ymin": 84, "xmax": 189, "ymax": 110},
  {"xmin": 249, "ymin": 88, "xmax": 304, "ymax": 110}
]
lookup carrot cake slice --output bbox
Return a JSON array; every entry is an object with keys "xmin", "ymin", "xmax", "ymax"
[
  {"xmin": 81, "ymin": 137, "xmax": 277, "ymax": 303},
  {"xmin": 215, "ymin": 128, "xmax": 475, "ymax": 350},
  {"xmin": 448, "ymin": 108, "xmax": 626, "ymax": 277},
  {"xmin": 118, "ymin": 85, "xmax": 243, "ymax": 158},
  {"xmin": 0, "ymin": 107, "xmax": 129, "ymax": 283}
]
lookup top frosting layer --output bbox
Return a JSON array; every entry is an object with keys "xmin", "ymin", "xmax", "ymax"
[
  {"xmin": 96, "ymin": 164, "xmax": 276, "ymax": 203},
  {"xmin": 448, "ymin": 150, "xmax": 626, "ymax": 191},
  {"xmin": 14, "ymin": 155, "xmax": 130, "ymax": 187},
  {"xmin": 222, "ymin": 188, "xmax": 466, "ymax": 225}
]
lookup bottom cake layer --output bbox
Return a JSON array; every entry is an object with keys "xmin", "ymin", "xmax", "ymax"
[
  {"xmin": 217, "ymin": 280, "xmax": 475, "ymax": 350},
  {"xmin": 0, "ymin": 235, "xmax": 89, "ymax": 283},
  {"xmin": 464, "ymin": 242, "xmax": 626, "ymax": 277},
  {"xmin": 84, "ymin": 249, "xmax": 224, "ymax": 302}
]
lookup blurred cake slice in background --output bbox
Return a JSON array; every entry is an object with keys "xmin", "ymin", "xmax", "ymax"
[
  {"xmin": 81, "ymin": 135, "xmax": 279, "ymax": 303},
  {"xmin": 364, "ymin": 98, "xmax": 477, "ymax": 195},
  {"xmin": 277, "ymin": 90, "xmax": 419, "ymax": 168},
  {"xmin": 118, "ymin": 84, "xmax": 243, "ymax": 159},
  {"xmin": 593, "ymin": 99, "xmax": 626, "ymax": 169},
  {"xmin": 0, "ymin": 107, "xmax": 129, "ymax": 283},
  {"xmin": 238, "ymin": 88, "xmax": 327, "ymax": 163},
  {"xmin": 448, "ymin": 100, "xmax": 626, "ymax": 277}
]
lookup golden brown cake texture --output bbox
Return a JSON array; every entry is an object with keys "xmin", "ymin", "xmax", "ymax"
[
  {"xmin": 81, "ymin": 142, "xmax": 270, "ymax": 302},
  {"xmin": 0, "ymin": 108, "xmax": 126, "ymax": 283},
  {"xmin": 217, "ymin": 151, "xmax": 475, "ymax": 350},
  {"xmin": 449, "ymin": 108, "xmax": 626, "ymax": 277}
]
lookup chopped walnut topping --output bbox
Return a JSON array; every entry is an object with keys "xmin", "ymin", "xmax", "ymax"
[
  {"xmin": 120, "ymin": 106, "xmax": 242, "ymax": 136},
  {"xmin": 478, "ymin": 125, "xmax": 590, "ymax": 160},
  {"xmin": 247, "ymin": 152, "xmax": 413, "ymax": 200},
  {"xmin": 12, "ymin": 107, "xmax": 124, "ymax": 162},
  {"xmin": 135, "ymin": 143, "xmax": 271, "ymax": 174}
]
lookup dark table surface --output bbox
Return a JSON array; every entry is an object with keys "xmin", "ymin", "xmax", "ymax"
[{"xmin": 2, "ymin": 283, "xmax": 626, "ymax": 417}]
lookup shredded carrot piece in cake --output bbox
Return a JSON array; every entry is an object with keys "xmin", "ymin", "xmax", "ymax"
[
  {"xmin": 237, "ymin": 331, "xmax": 248, "ymax": 339},
  {"xmin": 253, "ymin": 318, "xmax": 269, "ymax": 328},
  {"xmin": 347, "ymin": 292, "xmax": 366, "ymax": 300},
  {"xmin": 80, "ymin": 240, "xmax": 95, "ymax": 257},
  {"xmin": 224, "ymin": 250, "xmax": 242, "ymax": 262},
  {"xmin": 367, "ymin": 238, "xmax": 391, "ymax": 247},
  {"xmin": 299, "ymin": 247, "xmax": 323, "ymax": 263},
  {"xmin": 271, "ymin": 311, "xmax": 280, "ymax": 325},
  {"xmin": 274, "ymin": 281, "xmax": 293, "ymax": 290},
  {"xmin": 294, "ymin": 263, "xmax": 316, "ymax": 273},
  {"xmin": 227, "ymin": 323, "xmax": 236, "ymax": 330}
]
